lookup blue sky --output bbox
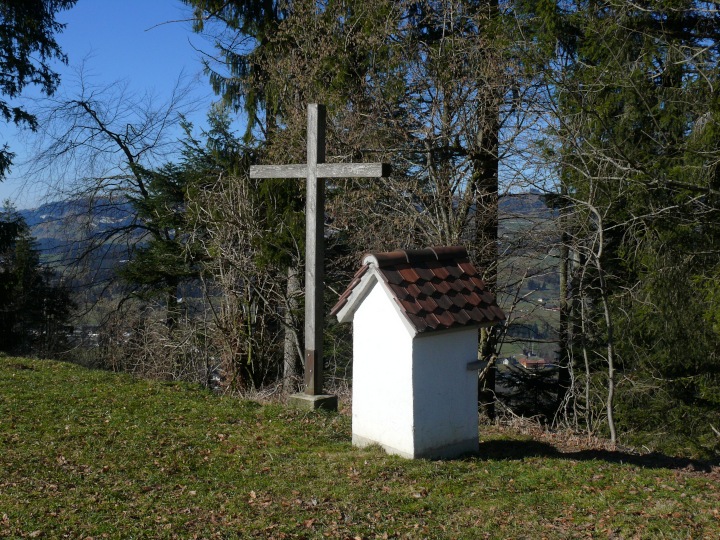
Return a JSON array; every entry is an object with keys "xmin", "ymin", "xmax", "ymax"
[{"xmin": 0, "ymin": 0, "xmax": 216, "ymax": 208}]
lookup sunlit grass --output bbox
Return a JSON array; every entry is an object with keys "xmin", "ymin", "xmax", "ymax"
[{"xmin": 1, "ymin": 356, "xmax": 717, "ymax": 538}]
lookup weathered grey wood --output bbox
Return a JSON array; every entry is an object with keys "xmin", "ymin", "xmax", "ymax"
[
  {"xmin": 248, "ymin": 103, "xmax": 389, "ymax": 398},
  {"xmin": 316, "ymin": 163, "xmax": 391, "ymax": 178},
  {"xmin": 250, "ymin": 162, "xmax": 390, "ymax": 179},
  {"xmin": 305, "ymin": 104, "xmax": 325, "ymax": 396},
  {"xmin": 249, "ymin": 164, "xmax": 307, "ymax": 178}
]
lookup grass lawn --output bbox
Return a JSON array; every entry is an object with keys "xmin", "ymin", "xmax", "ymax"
[{"xmin": 1, "ymin": 356, "xmax": 718, "ymax": 539}]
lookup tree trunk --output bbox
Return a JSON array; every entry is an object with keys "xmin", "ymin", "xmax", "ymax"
[
  {"xmin": 590, "ymin": 206, "xmax": 617, "ymax": 444},
  {"xmin": 166, "ymin": 280, "xmax": 182, "ymax": 378},
  {"xmin": 474, "ymin": 96, "xmax": 499, "ymax": 421},
  {"xmin": 167, "ymin": 291, "xmax": 179, "ymax": 331},
  {"xmin": 479, "ymin": 327, "xmax": 497, "ymax": 420},
  {"xmin": 283, "ymin": 265, "xmax": 301, "ymax": 392},
  {"xmin": 580, "ymin": 296, "xmax": 593, "ymax": 436},
  {"xmin": 597, "ymin": 264, "xmax": 617, "ymax": 444},
  {"xmin": 555, "ymin": 192, "xmax": 571, "ymax": 421}
]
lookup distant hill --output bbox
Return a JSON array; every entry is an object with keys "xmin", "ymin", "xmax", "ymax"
[
  {"xmin": 18, "ymin": 192, "xmax": 556, "ymax": 305},
  {"xmin": 499, "ymin": 190, "xmax": 553, "ymax": 217},
  {"xmin": 22, "ymin": 192, "xmax": 553, "ymax": 260},
  {"xmin": 20, "ymin": 198, "xmax": 136, "ymax": 256}
]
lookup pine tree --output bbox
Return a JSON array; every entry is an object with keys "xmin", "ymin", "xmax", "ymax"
[
  {"xmin": 118, "ymin": 161, "xmax": 202, "ymax": 330},
  {"xmin": 525, "ymin": 0, "xmax": 720, "ymax": 449},
  {"xmin": 0, "ymin": 0, "xmax": 77, "ymax": 177},
  {"xmin": 0, "ymin": 203, "xmax": 73, "ymax": 355}
]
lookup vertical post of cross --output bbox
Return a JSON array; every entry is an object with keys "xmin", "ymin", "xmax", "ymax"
[
  {"xmin": 249, "ymin": 103, "xmax": 390, "ymax": 411},
  {"xmin": 304, "ymin": 104, "xmax": 326, "ymax": 396}
]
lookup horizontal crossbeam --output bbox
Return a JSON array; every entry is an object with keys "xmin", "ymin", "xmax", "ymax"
[{"xmin": 250, "ymin": 162, "xmax": 391, "ymax": 179}]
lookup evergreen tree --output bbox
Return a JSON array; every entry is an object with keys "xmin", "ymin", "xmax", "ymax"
[
  {"xmin": 0, "ymin": 203, "xmax": 73, "ymax": 355},
  {"xmin": 524, "ymin": 0, "xmax": 720, "ymax": 451},
  {"xmin": 118, "ymin": 162, "xmax": 200, "ymax": 329},
  {"xmin": 117, "ymin": 121, "xmax": 221, "ymax": 330},
  {"xmin": 0, "ymin": 0, "xmax": 77, "ymax": 178}
]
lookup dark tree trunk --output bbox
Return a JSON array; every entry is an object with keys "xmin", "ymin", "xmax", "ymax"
[
  {"xmin": 474, "ymin": 80, "xmax": 499, "ymax": 421},
  {"xmin": 555, "ymin": 187, "xmax": 572, "ymax": 421},
  {"xmin": 283, "ymin": 265, "xmax": 301, "ymax": 392}
]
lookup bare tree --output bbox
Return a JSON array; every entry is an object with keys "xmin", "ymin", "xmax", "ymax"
[
  {"xmin": 26, "ymin": 67, "xmax": 198, "ymax": 310},
  {"xmin": 186, "ymin": 161, "xmax": 304, "ymax": 390},
  {"xmin": 185, "ymin": 0, "xmax": 552, "ymax": 402}
]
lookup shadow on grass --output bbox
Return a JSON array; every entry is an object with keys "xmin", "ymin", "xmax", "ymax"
[{"xmin": 476, "ymin": 439, "xmax": 719, "ymax": 473}]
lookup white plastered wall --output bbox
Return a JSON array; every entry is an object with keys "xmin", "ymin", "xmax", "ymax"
[
  {"xmin": 411, "ymin": 328, "xmax": 479, "ymax": 458},
  {"xmin": 350, "ymin": 278, "xmax": 480, "ymax": 459},
  {"xmin": 351, "ymin": 280, "xmax": 415, "ymax": 457}
]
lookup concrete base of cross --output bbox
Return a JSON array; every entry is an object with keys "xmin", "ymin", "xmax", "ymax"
[{"xmin": 288, "ymin": 393, "xmax": 338, "ymax": 412}]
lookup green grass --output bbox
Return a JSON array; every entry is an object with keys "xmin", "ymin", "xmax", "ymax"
[{"xmin": 1, "ymin": 356, "xmax": 718, "ymax": 539}]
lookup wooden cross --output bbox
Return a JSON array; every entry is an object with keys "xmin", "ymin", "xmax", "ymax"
[{"xmin": 250, "ymin": 104, "xmax": 390, "ymax": 396}]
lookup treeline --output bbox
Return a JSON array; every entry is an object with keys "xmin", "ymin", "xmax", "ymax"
[
  {"xmin": 8, "ymin": 0, "xmax": 720, "ymax": 457},
  {"xmin": 0, "ymin": 204, "xmax": 73, "ymax": 355}
]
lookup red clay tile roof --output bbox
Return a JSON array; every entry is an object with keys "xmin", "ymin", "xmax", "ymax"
[{"xmin": 331, "ymin": 246, "xmax": 505, "ymax": 333}]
